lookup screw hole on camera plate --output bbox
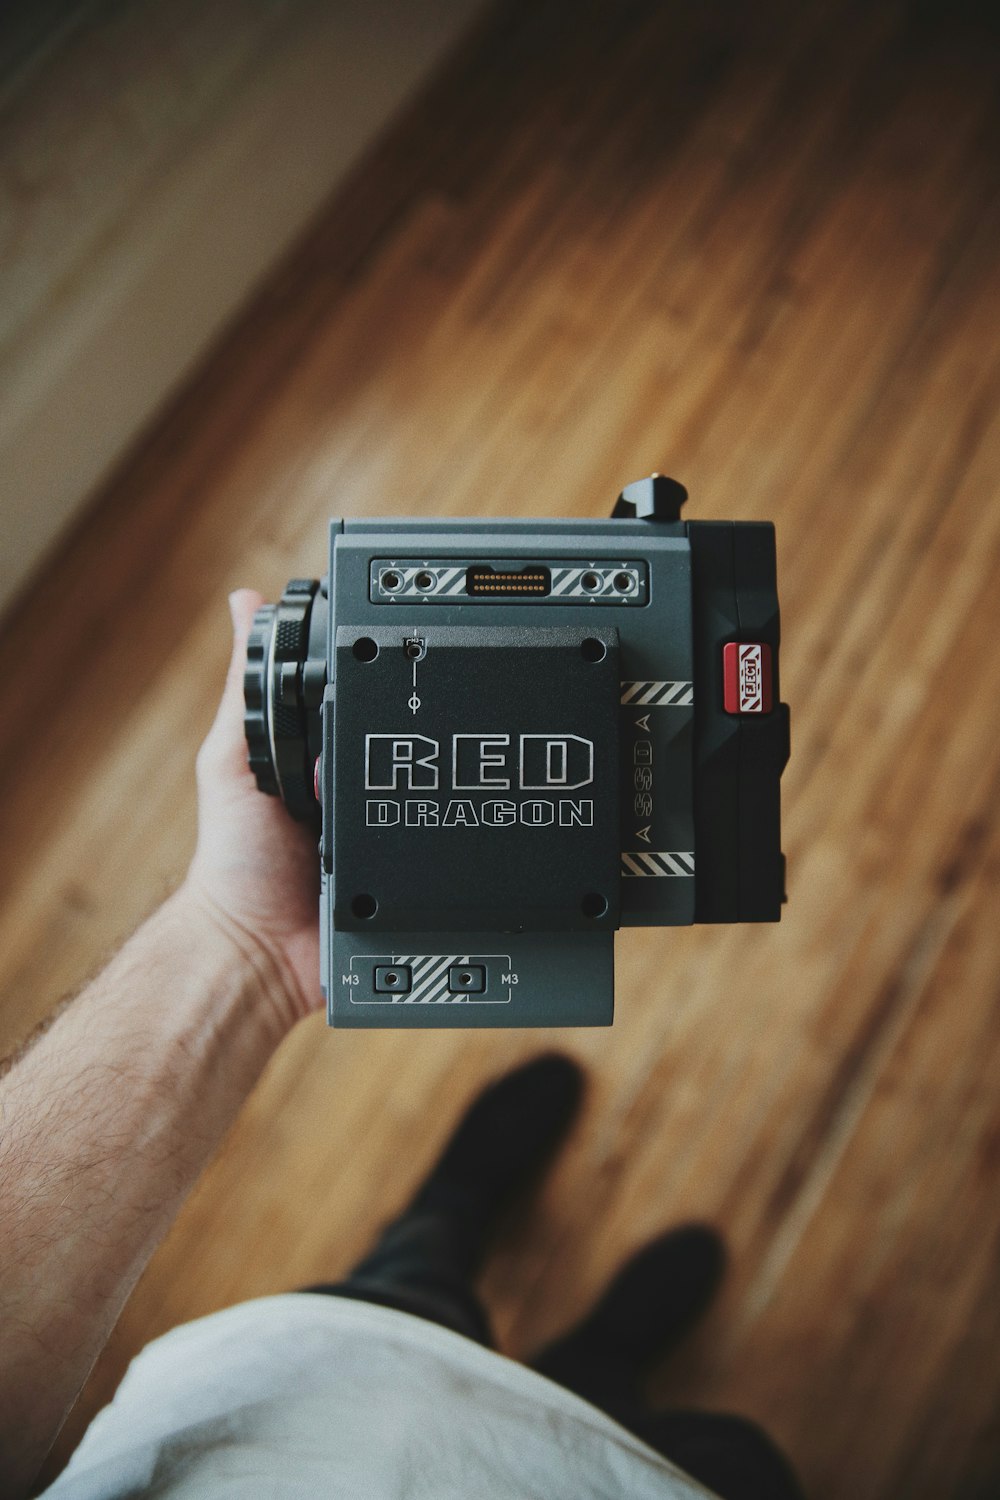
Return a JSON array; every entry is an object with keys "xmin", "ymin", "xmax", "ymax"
[
  {"xmin": 581, "ymin": 892, "xmax": 609, "ymax": 918},
  {"xmin": 353, "ymin": 637, "xmax": 378, "ymax": 662},
  {"xmin": 352, "ymin": 893, "xmax": 378, "ymax": 919},
  {"xmin": 581, "ymin": 637, "xmax": 606, "ymax": 662}
]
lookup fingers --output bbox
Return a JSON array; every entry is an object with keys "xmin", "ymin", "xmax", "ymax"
[
  {"xmin": 198, "ymin": 589, "xmax": 265, "ymax": 779},
  {"xmin": 223, "ymin": 589, "xmax": 264, "ymax": 717}
]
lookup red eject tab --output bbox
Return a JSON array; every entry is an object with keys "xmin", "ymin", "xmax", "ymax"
[{"xmin": 723, "ymin": 642, "xmax": 773, "ymax": 714}]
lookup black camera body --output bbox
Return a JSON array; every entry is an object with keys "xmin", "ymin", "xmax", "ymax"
[{"xmin": 243, "ymin": 477, "xmax": 789, "ymax": 1027}]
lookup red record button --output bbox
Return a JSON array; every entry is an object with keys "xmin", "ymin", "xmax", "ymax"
[{"xmin": 723, "ymin": 642, "xmax": 773, "ymax": 714}]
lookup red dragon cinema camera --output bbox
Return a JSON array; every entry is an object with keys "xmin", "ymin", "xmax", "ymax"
[{"xmin": 243, "ymin": 476, "xmax": 790, "ymax": 1028}]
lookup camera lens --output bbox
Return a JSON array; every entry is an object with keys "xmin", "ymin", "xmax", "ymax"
[{"xmin": 243, "ymin": 578, "xmax": 327, "ymax": 822}]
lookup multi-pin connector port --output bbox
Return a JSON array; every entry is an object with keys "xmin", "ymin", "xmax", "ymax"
[{"xmin": 465, "ymin": 565, "xmax": 551, "ymax": 597}]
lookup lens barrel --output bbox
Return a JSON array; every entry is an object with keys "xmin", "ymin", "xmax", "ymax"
[{"xmin": 242, "ymin": 578, "xmax": 327, "ymax": 821}]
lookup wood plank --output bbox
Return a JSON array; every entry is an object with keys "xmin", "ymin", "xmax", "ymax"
[{"xmin": 0, "ymin": 0, "xmax": 482, "ymax": 611}]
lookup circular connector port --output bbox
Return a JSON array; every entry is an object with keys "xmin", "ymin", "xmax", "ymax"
[
  {"xmin": 382, "ymin": 570, "xmax": 402, "ymax": 591},
  {"xmin": 581, "ymin": 571, "xmax": 601, "ymax": 592},
  {"xmin": 614, "ymin": 571, "xmax": 634, "ymax": 593},
  {"xmin": 414, "ymin": 570, "xmax": 435, "ymax": 591}
]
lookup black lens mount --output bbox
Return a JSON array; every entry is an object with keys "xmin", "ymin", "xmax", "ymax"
[{"xmin": 242, "ymin": 577, "xmax": 327, "ymax": 821}]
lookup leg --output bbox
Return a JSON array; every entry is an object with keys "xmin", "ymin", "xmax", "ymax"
[
  {"xmin": 532, "ymin": 1227, "xmax": 805, "ymax": 1498},
  {"xmin": 532, "ymin": 1225, "xmax": 727, "ymax": 1422},
  {"xmin": 305, "ymin": 1209, "xmax": 494, "ymax": 1344},
  {"xmin": 630, "ymin": 1411, "xmax": 806, "ymax": 1500},
  {"xmin": 304, "ymin": 1053, "xmax": 584, "ymax": 1347}
]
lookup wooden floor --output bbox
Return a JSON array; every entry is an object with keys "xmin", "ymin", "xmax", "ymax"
[{"xmin": 3, "ymin": 1, "xmax": 1000, "ymax": 1494}]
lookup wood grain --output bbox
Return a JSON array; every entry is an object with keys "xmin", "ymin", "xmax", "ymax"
[
  {"xmin": 0, "ymin": 0, "xmax": 480, "ymax": 610},
  {"xmin": 3, "ymin": 2, "xmax": 1000, "ymax": 1495}
]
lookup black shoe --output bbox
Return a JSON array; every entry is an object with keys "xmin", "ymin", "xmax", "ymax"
[
  {"xmin": 532, "ymin": 1225, "xmax": 726, "ymax": 1410},
  {"xmin": 408, "ymin": 1052, "xmax": 585, "ymax": 1268}
]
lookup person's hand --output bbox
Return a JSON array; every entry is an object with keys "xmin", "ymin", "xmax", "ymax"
[{"xmin": 184, "ymin": 589, "xmax": 322, "ymax": 1032}]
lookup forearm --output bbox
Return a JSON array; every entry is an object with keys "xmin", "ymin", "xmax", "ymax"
[{"xmin": 0, "ymin": 889, "xmax": 291, "ymax": 1496}]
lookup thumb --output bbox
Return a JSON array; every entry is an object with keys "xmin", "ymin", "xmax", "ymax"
[{"xmin": 201, "ymin": 589, "xmax": 266, "ymax": 772}]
